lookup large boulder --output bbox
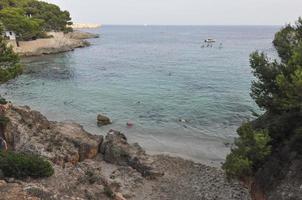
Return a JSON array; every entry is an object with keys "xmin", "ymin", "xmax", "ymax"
[
  {"xmin": 97, "ymin": 114, "xmax": 111, "ymax": 126},
  {"xmin": 101, "ymin": 130, "xmax": 163, "ymax": 179},
  {"xmin": 4, "ymin": 105, "xmax": 103, "ymax": 166}
]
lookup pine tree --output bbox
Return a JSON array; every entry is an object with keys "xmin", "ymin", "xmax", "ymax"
[{"xmin": 223, "ymin": 18, "xmax": 302, "ymax": 179}]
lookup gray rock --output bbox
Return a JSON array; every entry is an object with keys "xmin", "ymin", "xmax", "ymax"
[
  {"xmin": 67, "ymin": 31, "xmax": 100, "ymax": 39},
  {"xmin": 4, "ymin": 105, "xmax": 103, "ymax": 165},
  {"xmin": 101, "ymin": 130, "xmax": 164, "ymax": 179}
]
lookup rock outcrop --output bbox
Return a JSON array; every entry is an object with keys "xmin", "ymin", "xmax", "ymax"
[
  {"xmin": 101, "ymin": 130, "xmax": 164, "ymax": 179},
  {"xmin": 4, "ymin": 105, "xmax": 102, "ymax": 166},
  {"xmin": 97, "ymin": 114, "xmax": 111, "ymax": 126},
  {"xmin": 9, "ymin": 32, "xmax": 95, "ymax": 57},
  {"xmin": 67, "ymin": 31, "xmax": 99, "ymax": 40}
]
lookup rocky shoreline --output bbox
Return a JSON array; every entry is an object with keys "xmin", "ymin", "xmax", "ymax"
[
  {"xmin": 0, "ymin": 104, "xmax": 251, "ymax": 200},
  {"xmin": 8, "ymin": 31, "xmax": 99, "ymax": 57},
  {"xmin": 69, "ymin": 23, "xmax": 101, "ymax": 29}
]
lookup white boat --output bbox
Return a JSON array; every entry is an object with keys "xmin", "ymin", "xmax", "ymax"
[{"xmin": 204, "ymin": 38, "xmax": 216, "ymax": 43}]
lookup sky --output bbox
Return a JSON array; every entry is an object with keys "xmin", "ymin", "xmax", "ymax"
[{"xmin": 46, "ymin": 0, "xmax": 302, "ymax": 25}]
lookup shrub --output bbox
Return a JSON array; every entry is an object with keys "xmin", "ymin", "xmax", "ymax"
[
  {"xmin": 223, "ymin": 151, "xmax": 252, "ymax": 179},
  {"xmin": 0, "ymin": 97, "xmax": 7, "ymax": 105},
  {"xmin": 0, "ymin": 115, "xmax": 9, "ymax": 126},
  {"xmin": 0, "ymin": 151, "xmax": 54, "ymax": 179},
  {"xmin": 0, "ymin": 63, "xmax": 22, "ymax": 83},
  {"xmin": 103, "ymin": 185, "xmax": 115, "ymax": 199},
  {"xmin": 223, "ymin": 123, "xmax": 271, "ymax": 179}
]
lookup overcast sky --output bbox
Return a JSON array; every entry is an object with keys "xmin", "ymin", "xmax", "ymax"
[{"xmin": 46, "ymin": 0, "xmax": 302, "ymax": 25}]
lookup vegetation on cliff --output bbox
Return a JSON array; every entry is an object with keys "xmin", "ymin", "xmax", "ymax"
[
  {"xmin": 0, "ymin": 0, "xmax": 72, "ymax": 40},
  {"xmin": 0, "ymin": 151, "xmax": 54, "ymax": 178},
  {"xmin": 223, "ymin": 18, "xmax": 302, "ymax": 182},
  {"xmin": 0, "ymin": 23, "xmax": 22, "ymax": 83}
]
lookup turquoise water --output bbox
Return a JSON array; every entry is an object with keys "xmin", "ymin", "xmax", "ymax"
[{"xmin": 0, "ymin": 26, "xmax": 279, "ymax": 163}]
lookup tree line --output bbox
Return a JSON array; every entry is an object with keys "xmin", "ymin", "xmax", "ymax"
[{"xmin": 0, "ymin": 0, "xmax": 73, "ymax": 41}]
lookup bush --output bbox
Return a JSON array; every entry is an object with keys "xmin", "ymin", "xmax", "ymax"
[
  {"xmin": 0, "ymin": 63, "xmax": 22, "ymax": 83},
  {"xmin": 0, "ymin": 97, "xmax": 7, "ymax": 105},
  {"xmin": 222, "ymin": 123, "xmax": 271, "ymax": 179},
  {"xmin": 103, "ymin": 185, "xmax": 115, "ymax": 199},
  {"xmin": 223, "ymin": 152, "xmax": 252, "ymax": 179},
  {"xmin": 0, "ymin": 115, "xmax": 9, "ymax": 126},
  {"xmin": 0, "ymin": 151, "xmax": 54, "ymax": 179}
]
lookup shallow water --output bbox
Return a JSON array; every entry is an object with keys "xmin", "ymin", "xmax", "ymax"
[{"xmin": 0, "ymin": 26, "xmax": 280, "ymax": 164}]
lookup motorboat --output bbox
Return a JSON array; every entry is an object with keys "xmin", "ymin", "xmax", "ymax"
[{"xmin": 204, "ymin": 38, "xmax": 216, "ymax": 43}]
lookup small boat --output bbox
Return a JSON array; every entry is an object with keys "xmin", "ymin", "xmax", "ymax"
[
  {"xmin": 204, "ymin": 38, "xmax": 216, "ymax": 43},
  {"xmin": 201, "ymin": 38, "xmax": 217, "ymax": 48}
]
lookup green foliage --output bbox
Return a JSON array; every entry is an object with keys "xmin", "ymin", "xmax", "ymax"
[
  {"xmin": 250, "ymin": 18, "xmax": 302, "ymax": 113},
  {"xmin": 0, "ymin": 21, "xmax": 4, "ymax": 33},
  {"xmin": 224, "ymin": 17, "xmax": 302, "ymax": 180},
  {"xmin": 273, "ymin": 18, "xmax": 302, "ymax": 64},
  {"xmin": 103, "ymin": 185, "xmax": 115, "ymax": 199},
  {"xmin": 24, "ymin": 0, "xmax": 73, "ymax": 32},
  {"xmin": 0, "ymin": 115, "xmax": 9, "ymax": 126},
  {"xmin": 223, "ymin": 152, "xmax": 252, "ymax": 179},
  {"xmin": 0, "ymin": 151, "xmax": 54, "ymax": 179},
  {"xmin": 223, "ymin": 123, "xmax": 271, "ymax": 179},
  {"xmin": 0, "ymin": 36, "xmax": 22, "ymax": 83},
  {"xmin": 0, "ymin": 96, "xmax": 7, "ymax": 104},
  {"xmin": 0, "ymin": 0, "xmax": 73, "ymax": 40},
  {"xmin": 0, "ymin": 7, "xmax": 43, "ymax": 40}
]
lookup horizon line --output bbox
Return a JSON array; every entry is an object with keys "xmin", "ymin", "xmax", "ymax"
[{"xmin": 94, "ymin": 24, "xmax": 282, "ymax": 27}]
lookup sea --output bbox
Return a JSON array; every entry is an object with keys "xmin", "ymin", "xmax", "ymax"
[{"xmin": 0, "ymin": 25, "xmax": 280, "ymax": 165}]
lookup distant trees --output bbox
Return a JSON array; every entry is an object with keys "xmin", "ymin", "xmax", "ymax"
[
  {"xmin": 0, "ymin": 7, "xmax": 43, "ymax": 40},
  {"xmin": 223, "ymin": 18, "xmax": 302, "ymax": 179},
  {"xmin": 23, "ymin": 0, "xmax": 73, "ymax": 32},
  {"xmin": 0, "ymin": 0, "xmax": 73, "ymax": 41}
]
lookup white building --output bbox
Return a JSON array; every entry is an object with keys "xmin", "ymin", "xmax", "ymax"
[{"xmin": 3, "ymin": 31, "xmax": 16, "ymax": 40}]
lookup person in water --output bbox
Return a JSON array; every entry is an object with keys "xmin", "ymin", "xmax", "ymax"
[{"xmin": 0, "ymin": 137, "xmax": 7, "ymax": 151}]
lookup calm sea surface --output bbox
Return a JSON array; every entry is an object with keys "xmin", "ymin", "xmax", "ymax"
[{"xmin": 0, "ymin": 26, "xmax": 280, "ymax": 163}]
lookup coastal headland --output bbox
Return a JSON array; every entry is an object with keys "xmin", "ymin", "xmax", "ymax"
[{"xmin": 8, "ymin": 31, "xmax": 99, "ymax": 57}]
